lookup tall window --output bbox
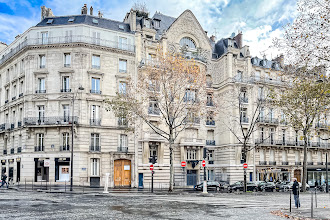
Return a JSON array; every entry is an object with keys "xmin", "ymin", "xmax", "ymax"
[
  {"xmin": 119, "ymin": 82, "xmax": 126, "ymax": 94},
  {"xmin": 120, "ymin": 134, "xmax": 128, "ymax": 147},
  {"xmin": 64, "ymin": 53, "xmax": 71, "ymax": 67},
  {"xmin": 20, "ymin": 59, "xmax": 24, "ymax": 73},
  {"xmin": 184, "ymin": 89, "xmax": 196, "ymax": 102},
  {"xmin": 65, "ymin": 30, "xmax": 73, "ymax": 43},
  {"xmin": 206, "ymin": 93, "xmax": 213, "ymax": 106},
  {"xmin": 186, "ymin": 149, "xmax": 197, "ymax": 160},
  {"xmin": 39, "ymin": 55, "xmax": 46, "ymax": 68},
  {"xmin": 90, "ymin": 133, "xmax": 100, "ymax": 151},
  {"xmin": 119, "ymin": 37, "xmax": 128, "ymax": 50},
  {"xmin": 92, "ymin": 32, "xmax": 100, "ymax": 45},
  {"xmin": 37, "ymin": 78, "xmax": 45, "ymax": 93},
  {"xmin": 91, "ymin": 158, "xmax": 99, "ymax": 176},
  {"xmin": 62, "ymin": 76, "xmax": 70, "ymax": 92},
  {"xmin": 19, "ymin": 81, "xmax": 24, "ymax": 95},
  {"xmin": 41, "ymin": 32, "xmax": 48, "ymax": 44},
  {"xmin": 62, "ymin": 132, "xmax": 70, "ymax": 151},
  {"xmin": 90, "ymin": 105, "xmax": 100, "ymax": 126},
  {"xmin": 180, "ymin": 37, "xmax": 196, "ymax": 49},
  {"xmin": 92, "ymin": 55, "xmax": 100, "ymax": 69},
  {"xmin": 13, "ymin": 85, "xmax": 16, "ymax": 98},
  {"xmin": 148, "ymin": 98, "xmax": 159, "ymax": 115},
  {"xmin": 270, "ymin": 128, "xmax": 274, "ymax": 145},
  {"xmin": 91, "ymin": 77, "xmax": 100, "ymax": 94},
  {"xmin": 260, "ymin": 127, "xmax": 264, "ymax": 141},
  {"xmin": 36, "ymin": 133, "xmax": 44, "ymax": 151},
  {"xmin": 282, "ymin": 129, "xmax": 286, "ymax": 144},
  {"xmin": 149, "ymin": 142, "xmax": 159, "ymax": 159},
  {"xmin": 63, "ymin": 105, "xmax": 70, "ymax": 122},
  {"xmin": 119, "ymin": 59, "xmax": 127, "ymax": 73},
  {"xmin": 38, "ymin": 105, "xmax": 45, "ymax": 123},
  {"xmin": 255, "ymin": 71, "xmax": 260, "ymax": 81},
  {"xmin": 5, "ymin": 89, "xmax": 9, "ymax": 101},
  {"xmin": 258, "ymin": 87, "xmax": 264, "ymax": 100}
]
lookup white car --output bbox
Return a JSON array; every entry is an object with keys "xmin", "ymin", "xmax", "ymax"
[{"xmin": 283, "ymin": 182, "xmax": 310, "ymax": 191}]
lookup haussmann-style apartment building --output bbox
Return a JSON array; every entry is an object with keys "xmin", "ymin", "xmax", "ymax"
[{"xmin": 0, "ymin": 4, "xmax": 329, "ymax": 189}]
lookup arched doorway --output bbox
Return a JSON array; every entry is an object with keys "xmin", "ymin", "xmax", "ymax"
[{"xmin": 114, "ymin": 160, "xmax": 131, "ymax": 187}]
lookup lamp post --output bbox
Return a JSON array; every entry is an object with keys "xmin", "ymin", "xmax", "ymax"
[
  {"xmin": 70, "ymin": 86, "xmax": 84, "ymax": 191},
  {"xmin": 326, "ymin": 153, "xmax": 328, "ymax": 193}
]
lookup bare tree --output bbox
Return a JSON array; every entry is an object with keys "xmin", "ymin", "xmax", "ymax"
[{"xmin": 107, "ymin": 49, "xmax": 207, "ymax": 192}]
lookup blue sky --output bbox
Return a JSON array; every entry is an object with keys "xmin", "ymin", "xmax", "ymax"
[{"xmin": 0, "ymin": 0, "xmax": 297, "ymax": 58}]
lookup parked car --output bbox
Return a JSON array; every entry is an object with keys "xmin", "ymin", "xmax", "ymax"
[
  {"xmin": 255, "ymin": 181, "xmax": 267, "ymax": 191},
  {"xmin": 283, "ymin": 182, "xmax": 310, "ymax": 191},
  {"xmin": 259, "ymin": 182, "xmax": 276, "ymax": 192},
  {"xmin": 228, "ymin": 181, "xmax": 258, "ymax": 192},
  {"xmin": 275, "ymin": 181, "xmax": 290, "ymax": 192},
  {"xmin": 218, "ymin": 181, "xmax": 230, "ymax": 191},
  {"xmin": 194, "ymin": 181, "xmax": 220, "ymax": 191}
]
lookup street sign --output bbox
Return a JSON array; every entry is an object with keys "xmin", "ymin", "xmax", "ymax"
[
  {"xmin": 150, "ymin": 164, "xmax": 154, "ymax": 171},
  {"xmin": 181, "ymin": 161, "xmax": 186, "ymax": 167},
  {"xmin": 243, "ymin": 163, "xmax": 248, "ymax": 169},
  {"xmin": 44, "ymin": 159, "xmax": 50, "ymax": 167},
  {"xmin": 202, "ymin": 160, "xmax": 206, "ymax": 167}
]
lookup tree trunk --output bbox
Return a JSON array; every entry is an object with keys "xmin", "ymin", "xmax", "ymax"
[
  {"xmin": 168, "ymin": 138, "xmax": 174, "ymax": 192},
  {"xmin": 302, "ymin": 135, "xmax": 308, "ymax": 192},
  {"xmin": 243, "ymin": 145, "xmax": 247, "ymax": 193}
]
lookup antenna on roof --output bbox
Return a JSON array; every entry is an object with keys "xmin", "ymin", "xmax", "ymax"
[{"xmin": 213, "ymin": 28, "xmax": 218, "ymax": 39}]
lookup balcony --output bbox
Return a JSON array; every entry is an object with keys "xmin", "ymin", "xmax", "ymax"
[
  {"xmin": 0, "ymin": 124, "xmax": 5, "ymax": 131},
  {"xmin": 118, "ymin": 118, "xmax": 128, "ymax": 127},
  {"xmin": 60, "ymin": 145, "xmax": 70, "ymax": 151},
  {"xmin": 61, "ymin": 88, "xmax": 71, "ymax": 93},
  {"xmin": 90, "ymin": 90, "xmax": 102, "ymax": 94},
  {"xmin": 12, "ymin": 96, "xmax": 16, "ymax": 101},
  {"xmin": 183, "ymin": 117, "xmax": 200, "ymax": 124},
  {"xmin": 10, "ymin": 148, "xmax": 14, "ymax": 154},
  {"xmin": 232, "ymin": 75, "xmax": 286, "ymax": 86},
  {"xmin": 19, "ymin": 93, "xmax": 23, "ymax": 97},
  {"xmin": 269, "ymin": 161, "xmax": 276, "ymax": 165},
  {"xmin": 117, "ymin": 146, "xmax": 128, "ymax": 153},
  {"xmin": 35, "ymin": 90, "xmax": 46, "ymax": 93},
  {"xmin": 206, "ymin": 140, "xmax": 215, "ymax": 145},
  {"xmin": 257, "ymin": 117, "xmax": 278, "ymax": 125},
  {"xmin": 206, "ymin": 82, "xmax": 213, "ymax": 88},
  {"xmin": 90, "ymin": 119, "xmax": 101, "ymax": 126},
  {"xmin": 208, "ymin": 160, "xmax": 214, "ymax": 164},
  {"xmin": 282, "ymin": 161, "xmax": 289, "ymax": 165},
  {"xmin": 24, "ymin": 116, "xmax": 78, "ymax": 126},
  {"xmin": 148, "ymin": 107, "xmax": 160, "ymax": 115},
  {"xmin": 90, "ymin": 145, "xmax": 101, "ymax": 152},
  {"xmin": 280, "ymin": 120, "xmax": 288, "ymax": 126},
  {"xmin": 17, "ymin": 121, "xmax": 22, "ymax": 127},
  {"xmin": 35, "ymin": 146, "xmax": 44, "ymax": 152},
  {"xmin": 206, "ymin": 120, "xmax": 215, "ymax": 126},
  {"xmin": 295, "ymin": 162, "xmax": 302, "ymax": 166},
  {"xmin": 259, "ymin": 161, "xmax": 267, "ymax": 165},
  {"xmin": 17, "ymin": 147, "xmax": 21, "ymax": 153},
  {"xmin": 317, "ymin": 162, "xmax": 324, "ymax": 165},
  {"xmin": 307, "ymin": 162, "xmax": 314, "ymax": 165},
  {"xmin": 92, "ymin": 65, "xmax": 100, "ymax": 69},
  {"xmin": 180, "ymin": 138, "xmax": 204, "ymax": 146},
  {"xmin": 240, "ymin": 97, "xmax": 248, "ymax": 104},
  {"xmin": 0, "ymin": 35, "xmax": 135, "ymax": 67}
]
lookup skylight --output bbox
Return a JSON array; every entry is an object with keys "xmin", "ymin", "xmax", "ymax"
[
  {"xmin": 119, "ymin": 24, "xmax": 124, "ymax": 30},
  {"xmin": 92, "ymin": 19, "xmax": 99, "ymax": 24},
  {"xmin": 68, "ymin": 17, "xmax": 75, "ymax": 22},
  {"xmin": 46, "ymin": 19, "xmax": 54, "ymax": 24}
]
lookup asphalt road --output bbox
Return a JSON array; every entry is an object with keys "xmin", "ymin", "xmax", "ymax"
[{"xmin": 0, "ymin": 190, "xmax": 329, "ymax": 219}]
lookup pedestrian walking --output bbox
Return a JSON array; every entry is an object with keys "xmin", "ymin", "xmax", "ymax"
[
  {"xmin": 0, "ymin": 173, "xmax": 8, "ymax": 188},
  {"xmin": 292, "ymin": 178, "xmax": 300, "ymax": 208}
]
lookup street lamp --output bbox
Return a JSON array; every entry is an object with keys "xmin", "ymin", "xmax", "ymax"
[{"xmin": 70, "ymin": 86, "xmax": 84, "ymax": 191}]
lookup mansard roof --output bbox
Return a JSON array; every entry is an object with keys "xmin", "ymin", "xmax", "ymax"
[
  {"xmin": 251, "ymin": 57, "xmax": 282, "ymax": 71},
  {"xmin": 213, "ymin": 38, "xmax": 239, "ymax": 58},
  {"xmin": 36, "ymin": 15, "xmax": 134, "ymax": 34}
]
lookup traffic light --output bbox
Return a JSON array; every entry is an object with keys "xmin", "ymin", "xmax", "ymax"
[
  {"xmin": 203, "ymin": 148, "xmax": 207, "ymax": 159},
  {"xmin": 241, "ymin": 151, "xmax": 247, "ymax": 163}
]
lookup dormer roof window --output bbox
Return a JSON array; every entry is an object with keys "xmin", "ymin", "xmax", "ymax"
[
  {"xmin": 119, "ymin": 24, "xmax": 124, "ymax": 30},
  {"xmin": 46, "ymin": 19, "xmax": 53, "ymax": 24},
  {"xmin": 92, "ymin": 18, "xmax": 99, "ymax": 24},
  {"xmin": 68, "ymin": 17, "xmax": 75, "ymax": 22},
  {"xmin": 153, "ymin": 19, "xmax": 160, "ymax": 29}
]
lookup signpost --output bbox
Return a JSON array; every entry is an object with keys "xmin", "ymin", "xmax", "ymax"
[
  {"xmin": 150, "ymin": 164, "xmax": 154, "ymax": 193},
  {"xmin": 243, "ymin": 163, "xmax": 248, "ymax": 169},
  {"xmin": 202, "ymin": 160, "xmax": 206, "ymax": 167},
  {"xmin": 181, "ymin": 161, "xmax": 186, "ymax": 167},
  {"xmin": 149, "ymin": 164, "xmax": 154, "ymax": 171},
  {"xmin": 243, "ymin": 163, "xmax": 248, "ymax": 192}
]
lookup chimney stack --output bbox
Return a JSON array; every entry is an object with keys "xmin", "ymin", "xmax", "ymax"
[
  {"xmin": 210, "ymin": 35, "xmax": 216, "ymax": 42},
  {"xmin": 234, "ymin": 30, "xmax": 243, "ymax": 49},
  {"xmin": 90, "ymin": 6, "xmax": 93, "ymax": 16},
  {"xmin": 98, "ymin": 11, "xmax": 103, "ymax": 18},
  {"xmin": 81, "ymin": 4, "xmax": 87, "ymax": 15}
]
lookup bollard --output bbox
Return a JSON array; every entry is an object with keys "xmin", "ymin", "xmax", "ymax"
[
  {"xmin": 32, "ymin": 179, "xmax": 34, "ymax": 191},
  {"xmin": 315, "ymin": 188, "xmax": 317, "ymax": 208},
  {"xmin": 46, "ymin": 181, "xmax": 47, "ymax": 190},
  {"xmin": 65, "ymin": 180, "xmax": 67, "ymax": 193},
  {"xmin": 311, "ymin": 190, "xmax": 313, "ymax": 218},
  {"xmin": 50, "ymin": 182, "xmax": 51, "ymax": 192},
  {"xmin": 25, "ymin": 178, "xmax": 26, "ymax": 192},
  {"xmin": 83, "ymin": 181, "xmax": 84, "ymax": 194},
  {"xmin": 290, "ymin": 189, "xmax": 292, "ymax": 213}
]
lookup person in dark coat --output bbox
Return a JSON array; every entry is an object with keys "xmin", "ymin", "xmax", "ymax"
[
  {"xmin": 292, "ymin": 178, "xmax": 300, "ymax": 208},
  {"xmin": 0, "ymin": 173, "xmax": 8, "ymax": 188}
]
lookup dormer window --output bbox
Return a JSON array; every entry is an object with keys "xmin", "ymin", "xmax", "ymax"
[
  {"xmin": 153, "ymin": 20, "xmax": 160, "ymax": 28},
  {"xmin": 46, "ymin": 19, "xmax": 53, "ymax": 24},
  {"xmin": 68, "ymin": 17, "xmax": 75, "ymax": 22},
  {"xmin": 144, "ymin": 19, "xmax": 151, "ymax": 28},
  {"xmin": 119, "ymin": 24, "xmax": 124, "ymax": 30},
  {"xmin": 92, "ymin": 18, "xmax": 99, "ymax": 24},
  {"xmin": 180, "ymin": 37, "xmax": 196, "ymax": 49}
]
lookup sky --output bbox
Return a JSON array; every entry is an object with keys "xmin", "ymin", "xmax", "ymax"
[{"xmin": 0, "ymin": 0, "xmax": 298, "ymax": 58}]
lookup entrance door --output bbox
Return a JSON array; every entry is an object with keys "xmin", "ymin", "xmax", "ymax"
[
  {"xmin": 187, "ymin": 170, "xmax": 197, "ymax": 186},
  {"xmin": 294, "ymin": 169, "xmax": 301, "ymax": 182},
  {"xmin": 59, "ymin": 166, "xmax": 70, "ymax": 181},
  {"xmin": 114, "ymin": 160, "xmax": 131, "ymax": 187},
  {"xmin": 138, "ymin": 173, "xmax": 143, "ymax": 188},
  {"xmin": 17, "ymin": 162, "xmax": 20, "ymax": 182}
]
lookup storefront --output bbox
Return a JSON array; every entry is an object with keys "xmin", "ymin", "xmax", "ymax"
[
  {"xmin": 307, "ymin": 168, "xmax": 330, "ymax": 186},
  {"xmin": 34, "ymin": 158, "xmax": 49, "ymax": 182},
  {"xmin": 257, "ymin": 168, "xmax": 290, "ymax": 182},
  {"xmin": 55, "ymin": 158, "xmax": 70, "ymax": 182},
  {"xmin": 1, "ymin": 160, "xmax": 6, "ymax": 175}
]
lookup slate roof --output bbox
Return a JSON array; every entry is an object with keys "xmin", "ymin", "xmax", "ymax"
[
  {"xmin": 213, "ymin": 38, "xmax": 239, "ymax": 58},
  {"xmin": 251, "ymin": 57, "xmax": 281, "ymax": 70},
  {"xmin": 151, "ymin": 12, "xmax": 177, "ymax": 40},
  {"xmin": 36, "ymin": 15, "xmax": 134, "ymax": 34}
]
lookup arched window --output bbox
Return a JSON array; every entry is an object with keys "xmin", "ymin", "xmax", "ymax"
[{"xmin": 180, "ymin": 37, "xmax": 196, "ymax": 49}]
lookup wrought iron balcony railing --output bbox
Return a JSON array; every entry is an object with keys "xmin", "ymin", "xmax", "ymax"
[
  {"xmin": 17, "ymin": 121, "xmax": 22, "ymax": 127},
  {"xmin": 240, "ymin": 97, "xmax": 248, "ymax": 103},
  {"xmin": 257, "ymin": 117, "xmax": 279, "ymax": 125},
  {"xmin": 64, "ymin": 64, "xmax": 71, "ymax": 67},
  {"xmin": 90, "ymin": 119, "xmax": 101, "ymax": 126},
  {"xmin": 295, "ymin": 162, "xmax": 302, "ymax": 166},
  {"xmin": 61, "ymin": 88, "xmax": 71, "ymax": 93},
  {"xmin": 35, "ymin": 146, "xmax": 44, "ymax": 152},
  {"xmin": 24, "ymin": 116, "xmax": 78, "ymax": 126},
  {"xmin": 118, "ymin": 118, "xmax": 128, "ymax": 126},
  {"xmin": 35, "ymin": 90, "xmax": 46, "ymax": 93},
  {"xmin": 3, "ymin": 149, "xmax": 7, "ymax": 155},
  {"xmin": 282, "ymin": 161, "xmax": 289, "ymax": 165},
  {"xmin": 12, "ymin": 96, "xmax": 16, "ymax": 101},
  {"xmin": 60, "ymin": 145, "xmax": 70, "ymax": 151},
  {"xmin": 19, "ymin": 93, "xmax": 23, "ymax": 97},
  {"xmin": 183, "ymin": 117, "xmax": 200, "ymax": 124},
  {"xmin": 0, "ymin": 35, "xmax": 135, "ymax": 66},
  {"xmin": 206, "ymin": 120, "xmax": 215, "ymax": 126},
  {"xmin": 206, "ymin": 101, "xmax": 214, "ymax": 106},
  {"xmin": 90, "ymin": 90, "xmax": 102, "ymax": 94},
  {"xmin": 92, "ymin": 65, "xmax": 100, "ymax": 69},
  {"xmin": 259, "ymin": 161, "xmax": 267, "ymax": 165},
  {"xmin": 307, "ymin": 162, "xmax": 314, "ymax": 165},
  {"xmin": 206, "ymin": 140, "xmax": 215, "ymax": 145},
  {"xmin": 117, "ymin": 146, "xmax": 128, "ymax": 153},
  {"xmin": 240, "ymin": 117, "xmax": 249, "ymax": 123},
  {"xmin": 269, "ymin": 161, "xmax": 276, "ymax": 165}
]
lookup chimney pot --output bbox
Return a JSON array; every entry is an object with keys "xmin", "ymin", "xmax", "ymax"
[{"xmin": 90, "ymin": 6, "xmax": 93, "ymax": 15}]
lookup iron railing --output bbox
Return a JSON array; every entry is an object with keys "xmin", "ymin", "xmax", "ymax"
[
  {"xmin": 282, "ymin": 161, "xmax": 289, "ymax": 165},
  {"xmin": 206, "ymin": 120, "xmax": 215, "ymax": 126},
  {"xmin": 183, "ymin": 117, "xmax": 200, "ymax": 124},
  {"xmin": 64, "ymin": 64, "xmax": 71, "ymax": 67},
  {"xmin": 269, "ymin": 161, "xmax": 276, "ymax": 165},
  {"xmin": 240, "ymin": 97, "xmax": 248, "ymax": 103},
  {"xmin": 90, "ymin": 145, "xmax": 101, "ymax": 152},
  {"xmin": 206, "ymin": 140, "xmax": 215, "ymax": 145},
  {"xmin": 117, "ymin": 146, "xmax": 128, "ymax": 152},
  {"xmin": 10, "ymin": 148, "xmax": 14, "ymax": 154},
  {"xmin": 19, "ymin": 93, "xmax": 23, "ymax": 97},
  {"xmin": 206, "ymin": 101, "xmax": 214, "ymax": 106},
  {"xmin": 24, "ymin": 116, "xmax": 78, "ymax": 126},
  {"xmin": 295, "ymin": 162, "xmax": 302, "ymax": 166},
  {"xmin": 61, "ymin": 89, "xmax": 71, "ymax": 93},
  {"xmin": 90, "ymin": 119, "xmax": 101, "ymax": 126},
  {"xmin": 17, "ymin": 121, "xmax": 22, "ymax": 127},
  {"xmin": 90, "ymin": 90, "xmax": 102, "ymax": 94},
  {"xmin": 0, "ymin": 35, "xmax": 135, "ymax": 66},
  {"xmin": 259, "ymin": 161, "xmax": 267, "ymax": 165},
  {"xmin": 240, "ymin": 117, "xmax": 249, "ymax": 123},
  {"xmin": 118, "ymin": 118, "xmax": 128, "ymax": 126},
  {"xmin": 35, "ymin": 146, "xmax": 44, "ymax": 152},
  {"xmin": 12, "ymin": 96, "xmax": 16, "ymax": 101},
  {"xmin": 307, "ymin": 162, "xmax": 314, "ymax": 165},
  {"xmin": 60, "ymin": 145, "xmax": 70, "ymax": 151},
  {"xmin": 257, "ymin": 117, "xmax": 279, "ymax": 124},
  {"xmin": 35, "ymin": 90, "xmax": 46, "ymax": 93}
]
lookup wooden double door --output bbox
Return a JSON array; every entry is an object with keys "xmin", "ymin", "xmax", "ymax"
[
  {"xmin": 294, "ymin": 169, "xmax": 301, "ymax": 182},
  {"xmin": 114, "ymin": 160, "xmax": 131, "ymax": 187}
]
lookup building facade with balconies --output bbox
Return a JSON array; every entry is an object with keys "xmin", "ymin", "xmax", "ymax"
[{"xmin": 0, "ymin": 6, "xmax": 136, "ymax": 188}]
